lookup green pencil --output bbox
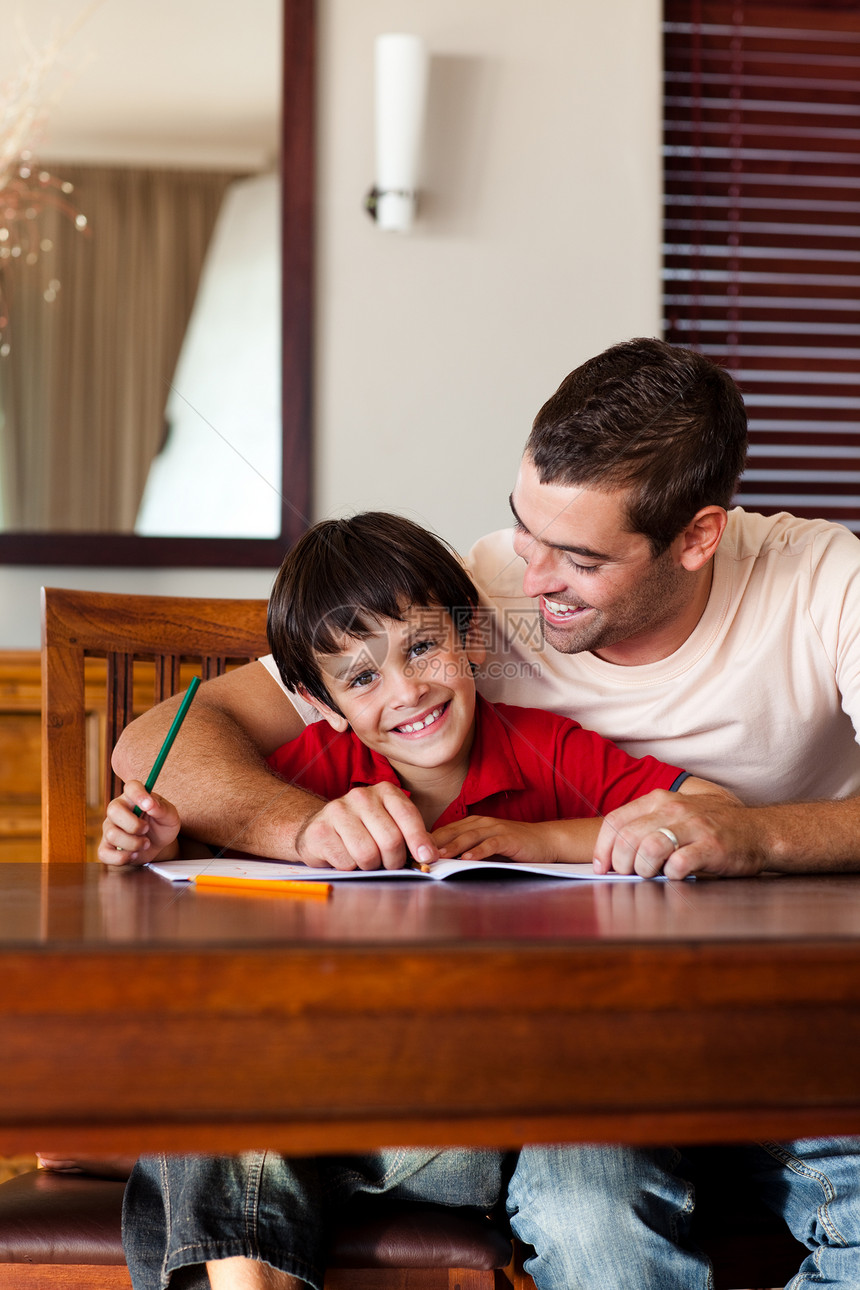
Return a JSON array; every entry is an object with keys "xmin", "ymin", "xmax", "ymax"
[{"xmin": 133, "ymin": 675, "xmax": 201, "ymax": 816}]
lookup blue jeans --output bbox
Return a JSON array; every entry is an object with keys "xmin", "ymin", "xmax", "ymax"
[
  {"xmin": 507, "ymin": 1137, "xmax": 860, "ymax": 1289},
  {"xmin": 122, "ymin": 1149, "xmax": 506, "ymax": 1290}
]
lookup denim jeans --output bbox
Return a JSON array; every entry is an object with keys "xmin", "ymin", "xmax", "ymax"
[
  {"xmin": 122, "ymin": 1148, "xmax": 506, "ymax": 1290},
  {"xmin": 506, "ymin": 1137, "xmax": 860, "ymax": 1289}
]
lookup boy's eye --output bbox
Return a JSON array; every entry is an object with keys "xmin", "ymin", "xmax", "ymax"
[
  {"xmin": 409, "ymin": 639, "xmax": 437, "ymax": 658},
  {"xmin": 349, "ymin": 669, "xmax": 377, "ymax": 689}
]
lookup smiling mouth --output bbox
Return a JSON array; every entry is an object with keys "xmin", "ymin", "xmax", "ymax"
[
  {"xmin": 393, "ymin": 702, "xmax": 449, "ymax": 735},
  {"xmin": 541, "ymin": 596, "xmax": 589, "ymax": 621}
]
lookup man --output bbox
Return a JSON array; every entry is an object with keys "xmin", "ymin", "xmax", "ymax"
[
  {"xmin": 105, "ymin": 340, "xmax": 860, "ymax": 879},
  {"xmin": 104, "ymin": 338, "xmax": 860, "ymax": 1287}
]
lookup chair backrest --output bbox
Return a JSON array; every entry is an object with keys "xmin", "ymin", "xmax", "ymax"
[{"xmin": 41, "ymin": 587, "xmax": 269, "ymax": 863}]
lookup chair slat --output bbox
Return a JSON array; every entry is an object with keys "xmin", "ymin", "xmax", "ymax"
[
  {"xmin": 154, "ymin": 655, "xmax": 182, "ymax": 706},
  {"xmin": 201, "ymin": 656, "xmax": 228, "ymax": 681},
  {"xmin": 104, "ymin": 654, "xmax": 134, "ymax": 812}
]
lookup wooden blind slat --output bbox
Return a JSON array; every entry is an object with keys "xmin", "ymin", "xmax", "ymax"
[{"xmin": 664, "ymin": 0, "xmax": 860, "ymax": 529}]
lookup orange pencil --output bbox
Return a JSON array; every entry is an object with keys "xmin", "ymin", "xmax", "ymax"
[{"xmin": 193, "ymin": 875, "xmax": 332, "ymax": 898}]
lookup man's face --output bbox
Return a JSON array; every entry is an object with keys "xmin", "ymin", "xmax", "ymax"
[{"xmin": 509, "ymin": 455, "xmax": 694, "ymax": 666}]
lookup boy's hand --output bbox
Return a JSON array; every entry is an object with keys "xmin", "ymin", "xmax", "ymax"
[
  {"xmin": 98, "ymin": 780, "xmax": 181, "ymax": 867},
  {"xmin": 295, "ymin": 783, "xmax": 438, "ymax": 871},
  {"xmin": 432, "ymin": 816, "xmax": 563, "ymax": 865}
]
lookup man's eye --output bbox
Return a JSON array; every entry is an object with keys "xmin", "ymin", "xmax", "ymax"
[{"xmin": 569, "ymin": 558, "xmax": 599, "ymax": 575}]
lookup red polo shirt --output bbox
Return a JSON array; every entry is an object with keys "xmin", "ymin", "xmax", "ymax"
[{"xmin": 266, "ymin": 697, "xmax": 687, "ymax": 829}]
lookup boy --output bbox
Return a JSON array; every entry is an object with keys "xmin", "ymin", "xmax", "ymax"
[{"xmin": 107, "ymin": 513, "xmax": 733, "ymax": 1290}]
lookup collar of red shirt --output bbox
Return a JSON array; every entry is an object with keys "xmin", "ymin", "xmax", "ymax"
[{"xmin": 344, "ymin": 695, "xmax": 528, "ymax": 807}]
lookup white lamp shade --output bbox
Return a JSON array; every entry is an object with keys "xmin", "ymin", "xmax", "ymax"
[{"xmin": 374, "ymin": 34, "xmax": 428, "ymax": 231}]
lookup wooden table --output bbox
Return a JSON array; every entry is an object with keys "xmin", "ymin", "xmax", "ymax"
[{"xmin": 2, "ymin": 862, "xmax": 860, "ymax": 1156}]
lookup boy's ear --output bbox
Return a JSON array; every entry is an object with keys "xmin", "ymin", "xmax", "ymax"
[{"xmin": 297, "ymin": 685, "xmax": 349, "ymax": 733}]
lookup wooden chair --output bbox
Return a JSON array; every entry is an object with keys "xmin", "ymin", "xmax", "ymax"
[
  {"xmin": 40, "ymin": 586, "xmax": 271, "ymax": 865},
  {"xmin": 0, "ymin": 587, "xmax": 512, "ymax": 1289}
]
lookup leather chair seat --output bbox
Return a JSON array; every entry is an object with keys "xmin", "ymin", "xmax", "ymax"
[
  {"xmin": 0, "ymin": 1172, "xmax": 511, "ymax": 1272},
  {"xmin": 329, "ymin": 1199, "xmax": 511, "ymax": 1269},
  {"xmin": 0, "ymin": 1173, "xmax": 125, "ymax": 1266}
]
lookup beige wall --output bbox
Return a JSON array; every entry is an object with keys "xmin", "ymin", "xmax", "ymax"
[
  {"xmin": 315, "ymin": 0, "xmax": 662, "ymax": 552},
  {"xmin": 0, "ymin": 0, "xmax": 662, "ymax": 647}
]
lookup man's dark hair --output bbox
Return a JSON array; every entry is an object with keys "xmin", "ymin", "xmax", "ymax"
[
  {"xmin": 267, "ymin": 511, "xmax": 479, "ymax": 710},
  {"xmin": 526, "ymin": 338, "xmax": 748, "ymax": 553}
]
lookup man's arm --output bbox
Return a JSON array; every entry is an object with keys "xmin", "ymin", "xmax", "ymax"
[
  {"xmin": 111, "ymin": 661, "xmax": 316, "ymax": 859},
  {"xmin": 110, "ymin": 660, "xmax": 438, "ymax": 868},
  {"xmin": 593, "ymin": 790, "xmax": 860, "ymax": 878},
  {"xmin": 428, "ymin": 776, "xmax": 735, "ymax": 867}
]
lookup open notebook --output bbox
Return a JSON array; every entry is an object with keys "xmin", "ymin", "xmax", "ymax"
[{"xmin": 148, "ymin": 856, "xmax": 659, "ymax": 883}]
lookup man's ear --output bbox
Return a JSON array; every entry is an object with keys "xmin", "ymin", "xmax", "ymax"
[
  {"xmin": 675, "ymin": 506, "xmax": 727, "ymax": 572},
  {"xmin": 297, "ymin": 685, "xmax": 349, "ymax": 733}
]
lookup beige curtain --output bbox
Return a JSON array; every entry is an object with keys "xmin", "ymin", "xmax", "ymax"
[{"xmin": 0, "ymin": 165, "xmax": 239, "ymax": 531}]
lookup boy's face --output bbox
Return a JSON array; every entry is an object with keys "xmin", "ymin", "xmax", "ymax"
[{"xmin": 307, "ymin": 604, "xmax": 483, "ymax": 783}]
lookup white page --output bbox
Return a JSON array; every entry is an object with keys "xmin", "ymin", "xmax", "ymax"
[{"xmin": 147, "ymin": 857, "xmax": 656, "ymax": 883}]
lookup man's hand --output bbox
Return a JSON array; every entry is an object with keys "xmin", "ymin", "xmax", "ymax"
[
  {"xmin": 294, "ymin": 782, "xmax": 438, "ymax": 871},
  {"xmin": 593, "ymin": 789, "xmax": 765, "ymax": 879},
  {"xmin": 98, "ymin": 781, "xmax": 181, "ymax": 867}
]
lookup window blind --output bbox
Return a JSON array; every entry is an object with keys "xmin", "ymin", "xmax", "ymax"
[{"xmin": 663, "ymin": 1, "xmax": 860, "ymax": 529}]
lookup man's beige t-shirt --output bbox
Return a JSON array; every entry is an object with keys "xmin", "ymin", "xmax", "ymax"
[{"xmin": 261, "ymin": 508, "xmax": 860, "ymax": 806}]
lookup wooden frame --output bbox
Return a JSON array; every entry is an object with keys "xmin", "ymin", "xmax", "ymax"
[{"xmin": 0, "ymin": 0, "xmax": 313, "ymax": 568}]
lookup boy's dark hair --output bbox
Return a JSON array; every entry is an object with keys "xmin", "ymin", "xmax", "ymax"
[
  {"xmin": 267, "ymin": 511, "xmax": 479, "ymax": 710},
  {"xmin": 526, "ymin": 338, "xmax": 748, "ymax": 554}
]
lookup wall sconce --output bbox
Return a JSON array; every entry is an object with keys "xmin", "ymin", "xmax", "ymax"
[{"xmin": 365, "ymin": 34, "xmax": 428, "ymax": 233}]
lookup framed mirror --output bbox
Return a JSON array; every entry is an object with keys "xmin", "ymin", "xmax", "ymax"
[{"xmin": 0, "ymin": 0, "xmax": 312, "ymax": 567}]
